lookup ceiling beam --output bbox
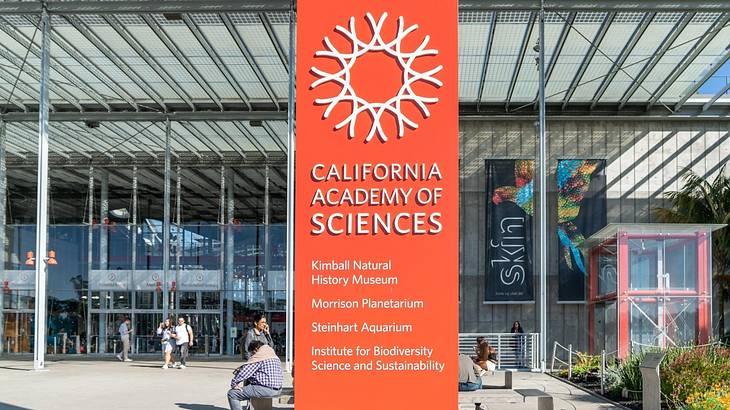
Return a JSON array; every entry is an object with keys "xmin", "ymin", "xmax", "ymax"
[
  {"xmin": 617, "ymin": 12, "xmax": 694, "ymax": 110},
  {"xmin": 221, "ymin": 13, "xmax": 281, "ymax": 109},
  {"xmin": 1, "ymin": 1, "xmax": 728, "ymax": 14},
  {"xmin": 561, "ymin": 12, "xmax": 615, "ymax": 109},
  {"xmin": 702, "ymin": 82, "xmax": 730, "ymax": 111},
  {"xmin": 475, "ymin": 11, "xmax": 497, "ymax": 110},
  {"xmin": 674, "ymin": 39, "xmax": 730, "ymax": 111},
  {"xmin": 64, "ymin": 15, "xmax": 167, "ymax": 111},
  {"xmin": 105, "ymin": 15, "xmax": 195, "ymax": 110},
  {"xmin": 590, "ymin": 12, "xmax": 654, "ymax": 109},
  {"xmin": 504, "ymin": 11, "xmax": 536, "ymax": 110},
  {"xmin": 646, "ymin": 13, "xmax": 730, "ymax": 109},
  {"xmin": 259, "ymin": 12, "xmax": 289, "ymax": 73},
  {"xmin": 141, "ymin": 15, "xmax": 224, "ymax": 111},
  {"xmin": 0, "ymin": 110, "xmax": 288, "ymax": 122}
]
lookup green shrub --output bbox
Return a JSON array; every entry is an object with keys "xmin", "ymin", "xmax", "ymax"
[
  {"xmin": 661, "ymin": 345, "xmax": 730, "ymax": 405},
  {"xmin": 606, "ymin": 351, "xmax": 645, "ymax": 396}
]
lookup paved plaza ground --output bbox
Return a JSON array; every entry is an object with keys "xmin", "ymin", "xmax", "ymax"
[{"xmin": 0, "ymin": 358, "xmax": 621, "ymax": 410}]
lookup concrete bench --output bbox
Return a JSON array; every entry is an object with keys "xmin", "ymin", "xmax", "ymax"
[
  {"xmin": 514, "ymin": 389, "xmax": 553, "ymax": 410},
  {"xmin": 504, "ymin": 369, "xmax": 514, "ymax": 389},
  {"xmin": 244, "ymin": 397, "xmax": 274, "ymax": 410}
]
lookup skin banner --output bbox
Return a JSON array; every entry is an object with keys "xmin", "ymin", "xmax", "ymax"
[
  {"xmin": 556, "ymin": 159, "xmax": 607, "ymax": 302},
  {"xmin": 485, "ymin": 160, "xmax": 535, "ymax": 302},
  {"xmin": 295, "ymin": 0, "xmax": 458, "ymax": 408}
]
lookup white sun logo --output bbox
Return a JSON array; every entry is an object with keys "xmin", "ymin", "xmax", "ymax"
[{"xmin": 310, "ymin": 12, "xmax": 443, "ymax": 143}]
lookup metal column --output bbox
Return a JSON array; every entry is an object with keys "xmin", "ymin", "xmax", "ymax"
[
  {"xmin": 98, "ymin": 170, "xmax": 109, "ymax": 350},
  {"xmin": 538, "ymin": 0, "xmax": 548, "ymax": 372},
  {"xmin": 284, "ymin": 0, "xmax": 295, "ymax": 373},
  {"xmin": 86, "ymin": 167, "xmax": 94, "ymax": 354},
  {"xmin": 162, "ymin": 119, "xmax": 171, "ymax": 321},
  {"xmin": 174, "ymin": 164, "xmax": 181, "ymax": 315},
  {"xmin": 263, "ymin": 164, "xmax": 270, "ymax": 310},
  {"xmin": 131, "ymin": 165, "xmax": 137, "ymax": 312},
  {"xmin": 225, "ymin": 168, "xmax": 235, "ymax": 355},
  {"xmin": 100, "ymin": 171, "xmax": 109, "ymax": 270},
  {"xmin": 220, "ymin": 166, "xmax": 230, "ymax": 355},
  {"xmin": 33, "ymin": 5, "xmax": 50, "ymax": 370},
  {"xmin": 0, "ymin": 120, "xmax": 6, "ymax": 354}
]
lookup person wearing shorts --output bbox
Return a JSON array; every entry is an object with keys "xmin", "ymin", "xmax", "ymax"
[{"xmin": 157, "ymin": 319, "xmax": 175, "ymax": 369}]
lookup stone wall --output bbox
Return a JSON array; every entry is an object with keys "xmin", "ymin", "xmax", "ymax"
[{"xmin": 459, "ymin": 119, "xmax": 730, "ymax": 352}]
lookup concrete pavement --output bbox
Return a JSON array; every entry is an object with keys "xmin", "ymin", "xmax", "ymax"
[{"xmin": 0, "ymin": 359, "xmax": 621, "ymax": 409}]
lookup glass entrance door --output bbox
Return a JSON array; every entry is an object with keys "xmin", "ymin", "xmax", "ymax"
[
  {"xmin": 90, "ymin": 312, "xmax": 128, "ymax": 354},
  {"xmin": 181, "ymin": 313, "xmax": 222, "ymax": 355},
  {"xmin": 135, "ymin": 312, "xmax": 163, "ymax": 353},
  {"xmin": 2, "ymin": 312, "xmax": 33, "ymax": 353}
]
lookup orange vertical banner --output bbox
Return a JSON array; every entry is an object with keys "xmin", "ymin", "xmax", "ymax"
[{"xmin": 295, "ymin": 0, "xmax": 459, "ymax": 408}]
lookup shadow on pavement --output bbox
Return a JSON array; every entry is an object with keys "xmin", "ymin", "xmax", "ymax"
[
  {"xmin": 175, "ymin": 404, "xmax": 228, "ymax": 410},
  {"xmin": 0, "ymin": 403, "xmax": 31, "ymax": 410},
  {"xmin": 0, "ymin": 366, "xmax": 32, "ymax": 372}
]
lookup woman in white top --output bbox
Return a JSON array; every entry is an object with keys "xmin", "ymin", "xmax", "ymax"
[{"xmin": 157, "ymin": 319, "xmax": 175, "ymax": 369}]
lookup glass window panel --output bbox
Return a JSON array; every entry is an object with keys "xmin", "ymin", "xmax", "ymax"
[
  {"xmin": 136, "ymin": 291, "xmax": 155, "ymax": 310},
  {"xmin": 664, "ymin": 297, "xmax": 699, "ymax": 346},
  {"xmin": 3, "ymin": 290, "xmax": 35, "ymax": 310},
  {"xmin": 598, "ymin": 245, "xmax": 617, "ymax": 295},
  {"xmin": 137, "ymin": 221, "xmax": 164, "ymax": 270},
  {"xmin": 630, "ymin": 301, "xmax": 659, "ymax": 353},
  {"xmin": 91, "ymin": 291, "xmax": 110, "ymax": 310},
  {"xmin": 175, "ymin": 224, "xmax": 221, "ymax": 270},
  {"xmin": 628, "ymin": 239, "xmax": 660, "ymax": 290},
  {"xmin": 664, "ymin": 238, "xmax": 698, "ymax": 290},
  {"xmin": 113, "ymin": 292, "xmax": 131, "ymax": 309},
  {"xmin": 179, "ymin": 291, "xmax": 197, "ymax": 310},
  {"xmin": 201, "ymin": 292, "xmax": 220, "ymax": 310}
]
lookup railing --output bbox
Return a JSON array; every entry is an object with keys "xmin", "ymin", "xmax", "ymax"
[
  {"xmin": 458, "ymin": 333, "xmax": 539, "ymax": 370},
  {"xmin": 550, "ymin": 341, "xmax": 618, "ymax": 395}
]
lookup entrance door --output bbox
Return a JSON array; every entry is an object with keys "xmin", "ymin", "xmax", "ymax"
[
  {"xmin": 135, "ymin": 313, "xmax": 163, "ymax": 353},
  {"xmin": 182, "ymin": 313, "xmax": 222, "ymax": 355},
  {"xmin": 90, "ymin": 312, "xmax": 128, "ymax": 354},
  {"xmin": 2, "ymin": 312, "xmax": 33, "ymax": 353}
]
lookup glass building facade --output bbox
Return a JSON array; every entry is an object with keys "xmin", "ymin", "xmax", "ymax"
[{"xmin": 0, "ymin": 1, "xmax": 729, "ymax": 362}]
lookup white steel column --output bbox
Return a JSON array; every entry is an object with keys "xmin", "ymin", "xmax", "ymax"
[
  {"xmin": 538, "ymin": 0, "xmax": 548, "ymax": 372},
  {"xmin": 131, "ymin": 165, "xmax": 137, "ymax": 309},
  {"xmin": 263, "ymin": 164, "xmax": 270, "ymax": 311},
  {"xmin": 86, "ymin": 167, "xmax": 94, "ymax": 353},
  {"xmin": 284, "ymin": 0, "xmax": 295, "ymax": 373},
  {"xmin": 162, "ymin": 119, "xmax": 171, "ymax": 321},
  {"xmin": 221, "ymin": 167, "xmax": 232, "ymax": 355},
  {"xmin": 100, "ymin": 171, "xmax": 109, "ymax": 270},
  {"xmin": 33, "ymin": 5, "xmax": 51, "ymax": 370},
  {"xmin": 0, "ymin": 120, "xmax": 6, "ymax": 355},
  {"xmin": 98, "ymin": 170, "xmax": 109, "ymax": 351},
  {"xmin": 226, "ymin": 169, "xmax": 235, "ymax": 355},
  {"xmin": 174, "ymin": 164, "xmax": 181, "ymax": 315}
]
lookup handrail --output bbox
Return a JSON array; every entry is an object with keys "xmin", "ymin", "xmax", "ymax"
[{"xmin": 459, "ymin": 333, "xmax": 539, "ymax": 370}]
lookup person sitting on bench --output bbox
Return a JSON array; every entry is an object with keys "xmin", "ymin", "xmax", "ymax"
[
  {"xmin": 475, "ymin": 342, "xmax": 497, "ymax": 372},
  {"xmin": 227, "ymin": 341, "xmax": 283, "ymax": 410},
  {"xmin": 458, "ymin": 353, "xmax": 483, "ymax": 391}
]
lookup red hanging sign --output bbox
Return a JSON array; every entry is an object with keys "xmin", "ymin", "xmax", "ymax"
[{"xmin": 295, "ymin": 1, "xmax": 459, "ymax": 408}]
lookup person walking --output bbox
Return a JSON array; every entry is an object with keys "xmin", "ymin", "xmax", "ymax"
[
  {"xmin": 157, "ymin": 319, "xmax": 175, "ymax": 369},
  {"xmin": 116, "ymin": 317, "xmax": 133, "ymax": 362},
  {"xmin": 173, "ymin": 316, "xmax": 194, "ymax": 369},
  {"xmin": 227, "ymin": 341, "xmax": 283, "ymax": 410},
  {"xmin": 242, "ymin": 313, "xmax": 274, "ymax": 360}
]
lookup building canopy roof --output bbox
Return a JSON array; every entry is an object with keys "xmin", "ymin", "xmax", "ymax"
[{"xmin": 0, "ymin": 0, "xmax": 728, "ymax": 162}]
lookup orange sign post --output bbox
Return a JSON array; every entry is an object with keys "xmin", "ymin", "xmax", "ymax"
[{"xmin": 295, "ymin": 1, "xmax": 458, "ymax": 408}]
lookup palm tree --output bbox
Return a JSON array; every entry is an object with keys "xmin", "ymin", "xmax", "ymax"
[{"xmin": 654, "ymin": 166, "xmax": 730, "ymax": 338}]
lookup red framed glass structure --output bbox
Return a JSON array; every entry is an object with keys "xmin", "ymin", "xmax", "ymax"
[{"xmin": 587, "ymin": 224, "xmax": 725, "ymax": 359}]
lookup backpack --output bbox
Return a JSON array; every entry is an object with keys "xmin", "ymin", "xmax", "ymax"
[{"xmin": 186, "ymin": 324, "xmax": 194, "ymax": 345}]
